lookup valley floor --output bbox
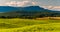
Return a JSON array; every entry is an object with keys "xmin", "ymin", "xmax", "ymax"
[{"xmin": 0, "ymin": 18, "xmax": 60, "ymax": 32}]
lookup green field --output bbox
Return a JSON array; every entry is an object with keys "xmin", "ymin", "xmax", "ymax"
[{"xmin": 0, "ymin": 18, "xmax": 60, "ymax": 32}]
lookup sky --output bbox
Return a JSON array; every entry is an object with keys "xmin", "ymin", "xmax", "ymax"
[{"xmin": 0, "ymin": 0, "xmax": 60, "ymax": 10}]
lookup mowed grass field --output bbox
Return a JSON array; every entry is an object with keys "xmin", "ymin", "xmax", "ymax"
[{"xmin": 0, "ymin": 18, "xmax": 60, "ymax": 32}]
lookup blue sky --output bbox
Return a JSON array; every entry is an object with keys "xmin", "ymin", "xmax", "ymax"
[{"xmin": 0, "ymin": 0, "xmax": 60, "ymax": 10}]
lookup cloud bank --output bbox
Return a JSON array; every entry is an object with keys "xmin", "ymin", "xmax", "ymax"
[{"xmin": 3, "ymin": 1, "xmax": 37, "ymax": 7}]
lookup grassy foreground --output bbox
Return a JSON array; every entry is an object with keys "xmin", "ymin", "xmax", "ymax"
[{"xmin": 0, "ymin": 18, "xmax": 60, "ymax": 32}]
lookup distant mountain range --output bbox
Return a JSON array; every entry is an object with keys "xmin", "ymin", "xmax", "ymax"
[
  {"xmin": 0, "ymin": 6, "xmax": 58, "ymax": 12},
  {"xmin": 0, "ymin": 6, "xmax": 60, "ymax": 18}
]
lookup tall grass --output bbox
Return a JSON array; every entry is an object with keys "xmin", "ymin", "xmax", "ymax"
[{"xmin": 0, "ymin": 18, "xmax": 60, "ymax": 32}]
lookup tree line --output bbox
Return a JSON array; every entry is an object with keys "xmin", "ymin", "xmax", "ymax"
[{"xmin": 0, "ymin": 12, "xmax": 60, "ymax": 19}]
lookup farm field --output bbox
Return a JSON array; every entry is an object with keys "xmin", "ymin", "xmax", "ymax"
[{"xmin": 0, "ymin": 18, "xmax": 60, "ymax": 32}]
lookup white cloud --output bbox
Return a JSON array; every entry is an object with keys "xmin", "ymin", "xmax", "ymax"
[
  {"xmin": 32, "ymin": 2, "xmax": 37, "ymax": 5},
  {"xmin": 5, "ymin": 1, "xmax": 17, "ymax": 6},
  {"xmin": 3, "ymin": 1, "xmax": 37, "ymax": 7},
  {"xmin": 42, "ymin": 6, "xmax": 60, "ymax": 11},
  {"xmin": 42, "ymin": 6, "xmax": 53, "ymax": 9},
  {"xmin": 17, "ymin": 1, "xmax": 29, "ymax": 6}
]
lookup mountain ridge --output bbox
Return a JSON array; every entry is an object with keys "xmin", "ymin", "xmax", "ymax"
[{"xmin": 0, "ymin": 6, "xmax": 52, "ymax": 12}]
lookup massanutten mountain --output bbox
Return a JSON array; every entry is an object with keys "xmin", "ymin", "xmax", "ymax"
[
  {"xmin": 0, "ymin": 6, "xmax": 60, "ymax": 18},
  {"xmin": 0, "ymin": 6, "xmax": 53, "ymax": 12}
]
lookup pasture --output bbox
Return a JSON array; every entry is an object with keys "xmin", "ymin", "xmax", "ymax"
[{"xmin": 0, "ymin": 18, "xmax": 60, "ymax": 32}]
